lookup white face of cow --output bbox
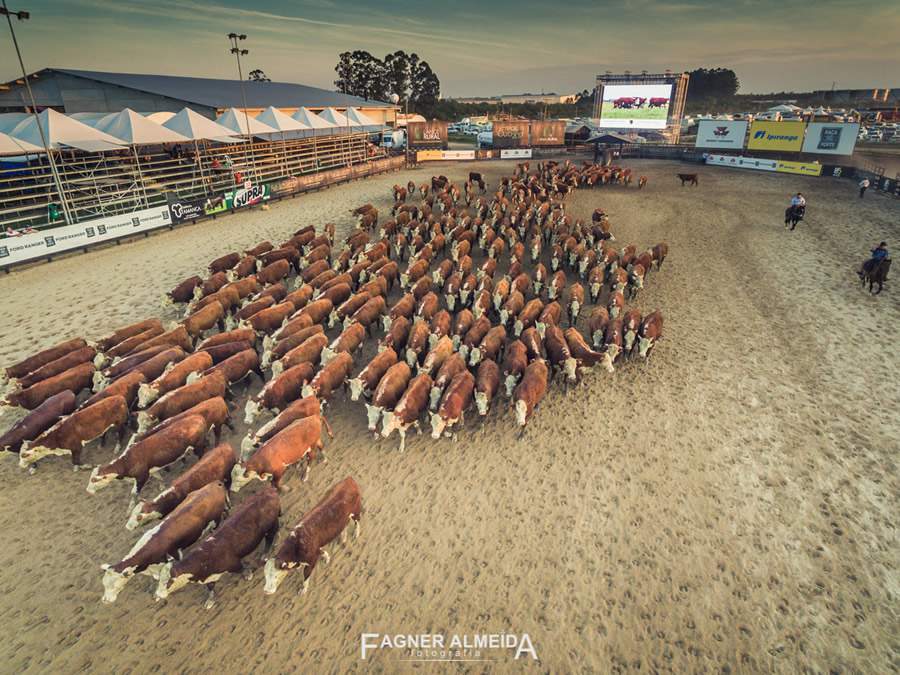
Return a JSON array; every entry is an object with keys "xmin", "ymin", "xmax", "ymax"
[
  {"xmin": 514, "ymin": 399, "xmax": 529, "ymax": 427},
  {"xmin": 564, "ymin": 358, "xmax": 578, "ymax": 382},
  {"xmin": 263, "ymin": 558, "xmax": 307, "ymax": 595},
  {"xmin": 380, "ymin": 411, "xmax": 398, "ymax": 438},
  {"xmin": 18, "ymin": 443, "xmax": 72, "ymax": 468},
  {"xmin": 638, "ymin": 337, "xmax": 653, "ymax": 358},
  {"xmin": 244, "ymin": 398, "xmax": 262, "ymax": 425},
  {"xmin": 430, "ymin": 412, "xmax": 447, "ymax": 440},
  {"xmin": 230, "ymin": 464, "xmax": 262, "ymax": 493},
  {"xmin": 86, "ymin": 466, "xmax": 118, "ymax": 494},
  {"xmin": 474, "ymin": 392, "xmax": 490, "ymax": 417},
  {"xmin": 101, "ymin": 565, "xmax": 135, "ymax": 604},
  {"xmin": 155, "ymin": 563, "xmax": 192, "ymax": 600}
]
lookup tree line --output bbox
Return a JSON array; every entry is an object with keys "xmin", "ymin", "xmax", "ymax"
[{"xmin": 334, "ymin": 50, "xmax": 440, "ymax": 115}]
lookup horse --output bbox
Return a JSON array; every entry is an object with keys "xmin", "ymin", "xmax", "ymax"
[
  {"xmin": 676, "ymin": 173, "xmax": 698, "ymax": 186},
  {"xmin": 784, "ymin": 205, "xmax": 805, "ymax": 231},
  {"xmin": 861, "ymin": 258, "xmax": 891, "ymax": 294}
]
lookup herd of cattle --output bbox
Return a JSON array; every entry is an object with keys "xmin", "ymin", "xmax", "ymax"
[{"xmin": 0, "ymin": 159, "xmax": 665, "ymax": 608}]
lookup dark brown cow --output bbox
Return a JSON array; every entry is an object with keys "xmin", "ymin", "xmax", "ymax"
[
  {"xmin": 246, "ymin": 241, "xmax": 274, "ymax": 257},
  {"xmin": 501, "ymin": 340, "xmax": 529, "ymax": 397},
  {"xmin": 209, "ymin": 252, "xmax": 240, "ymax": 274},
  {"xmin": 201, "ymin": 348, "xmax": 261, "ymax": 386},
  {"xmin": 514, "ymin": 299, "xmax": 544, "ymax": 337},
  {"xmin": 0, "ymin": 390, "xmax": 76, "ymax": 453},
  {"xmin": 96, "ymin": 347, "xmax": 185, "ymax": 392},
  {"xmin": 19, "ymin": 395, "xmax": 128, "ymax": 468},
  {"xmin": 155, "ymin": 487, "xmax": 281, "ymax": 606},
  {"xmin": 13, "ymin": 346, "xmax": 96, "ymax": 390},
  {"xmin": 81, "ymin": 370, "xmax": 145, "ymax": 410},
  {"xmin": 262, "ymin": 325, "xmax": 323, "ymax": 369},
  {"xmin": 469, "ymin": 325, "xmax": 505, "ymax": 366},
  {"xmin": 602, "ymin": 317, "xmax": 625, "ymax": 372},
  {"xmin": 137, "ymin": 371, "xmax": 227, "ymax": 434},
  {"xmin": 430, "ymin": 370, "xmax": 475, "ymax": 438},
  {"xmin": 379, "ymin": 315, "xmax": 410, "ymax": 354},
  {"xmin": 651, "ymin": 242, "xmax": 669, "ymax": 269},
  {"xmin": 89, "ymin": 414, "xmax": 209, "ymax": 494},
  {"xmin": 127, "ymin": 443, "xmax": 237, "ymax": 531},
  {"xmin": 103, "ymin": 482, "xmax": 227, "ymax": 603},
  {"xmin": 428, "ymin": 352, "xmax": 467, "ymax": 411},
  {"xmin": 264, "ymin": 476, "xmax": 361, "ymax": 595},
  {"xmin": 103, "ymin": 326, "xmax": 165, "ymax": 361},
  {"xmin": 588, "ymin": 307, "xmax": 610, "ymax": 348},
  {"xmin": 232, "ymin": 414, "xmax": 324, "ymax": 491},
  {"xmin": 257, "ymin": 259, "xmax": 291, "ymax": 286},
  {"xmin": 381, "ymin": 373, "xmax": 432, "ymax": 450},
  {"xmin": 404, "ymin": 320, "xmax": 431, "ymax": 367},
  {"xmin": 677, "ymin": 173, "xmax": 698, "ymax": 186},
  {"xmin": 167, "ymin": 276, "xmax": 203, "ymax": 304},
  {"xmin": 513, "ymin": 359, "xmax": 549, "ymax": 429},
  {"xmin": 545, "ymin": 324, "xmax": 577, "ymax": 382},
  {"xmin": 96, "ymin": 320, "xmax": 162, "ymax": 353},
  {"xmin": 349, "ymin": 348, "xmax": 398, "ymax": 402},
  {"xmin": 564, "ymin": 328, "xmax": 606, "ymax": 373},
  {"xmin": 5, "ymin": 362, "xmax": 94, "ymax": 410}
]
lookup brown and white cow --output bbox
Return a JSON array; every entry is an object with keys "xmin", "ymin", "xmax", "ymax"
[
  {"xmin": 0, "ymin": 390, "xmax": 76, "ymax": 454},
  {"xmin": 242, "ymin": 396, "xmax": 328, "ymax": 459},
  {"xmin": 428, "ymin": 352, "xmax": 468, "ymax": 411},
  {"xmin": 420, "ymin": 336, "xmax": 454, "ymax": 376},
  {"xmin": 366, "ymin": 361, "xmax": 412, "ymax": 432},
  {"xmin": 499, "ymin": 290, "xmax": 525, "ymax": 328},
  {"xmin": 621, "ymin": 310, "xmax": 642, "ymax": 354},
  {"xmin": 102, "ymin": 481, "xmax": 228, "ymax": 603},
  {"xmin": 430, "ymin": 370, "xmax": 474, "ymax": 438},
  {"xmin": 263, "ymin": 476, "xmax": 361, "ymax": 595},
  {"xmin": 588, "ymin": 307, "xmax": 610, "ymax": 348},
  {"xmin": 544, "ymin": 324, "xmax": 577, "ymax": 382},
  {"xmin": 244, "ymin": 361, "xmax": 316, "ymax": 426},
  {"xmin": 271, "ymin": 332, "xmax": 328, "ymax": 378},
  {"xmin": 513, "ymin": 359, "xmax": 549, "ymax": 429},
  {"xmin": 88, "ymin": 413, "xmax": 210, "ymax": 495},
  {"xmin": 261, "ymin": 325, "xmax": 323, "ymax": 370},
  {"xmin": 381, "ymin": 373, "xmax": 432, "ymax": 451},
  {"xmin": 232, "ymin": 415, "xmax": 324, "ymax": 491},
  {"xmin": 637, "ymin": 311, "xmax": 663, "ymax": 358},
  {"xmin": 94, "ymin": 346, "xmax": 185, "ymax": 393},
  {"xmin": 404, "ymin": 320, "xmax": 431, "ymax": 368},
  {"xmin": 564, "ymin": 328, "xmax": 606, "ymax": 374},
  {"xmin": 469, "ymin": 325, "xmax": 506, "ymax": 367},
  {"xmin": 12, "ymin": 346, "xmax": 96, "ymax": 391},
  {"xmin": 127, "ymin": 396, "xmax": 231, "ymax": 451},
  {"xmin": 96, "ymin": 320, "xmax": 161, "ymax": 353},
  {"xmin": 155, "ymin": 486, "xmax": 281, "ymax": 606},
  {"xmin": 501, "ymin": 340, "xmax": 529, "ymax": 397},
  {"xmin": 304, "ymin": 352, "xmax": 353, "ymax": 403},
  {"xmin": 474, "ymin": 359, "xmax": 500, "ymax": 416},
  {"xmin": 136, "ymin": 371, "xmax": 227, "ymax": 434},
  {"xmin": 651, "ymin": 242, "xmax": 668, "ymax": 270},
  {"xmin": 127, "ymin": 442, "xmax": 236, "ymax": 531},
  {"xmin": 459, "ymin": 316, "xmax": 491, "ymax": 363},
  {"xmin": 5, "ymin": 362, "xmax": 94, "ymax": 411},
  {"xmin": 535, "ymin": 302, "xmax": 561, "ymax": 339},
  {"xmin": 349, "ymin": 349, "xmax": 398, "ymax": 402},
  {"xmin": 602, "ymin": 317, "xmax": 625, "ymax": 372},
  {"xmin": 81, "ymin": 370, "xmax": 145, "ymax": 411},
  {"xmin": 514, "ymin": 299, "xmax": 544, "ymax": 338},
  {"xmin": 138, "ymin": 351, "xmax": 214, "ymax": 408}
]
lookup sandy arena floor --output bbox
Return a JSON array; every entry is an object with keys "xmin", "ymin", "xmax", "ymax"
[{"xmin": 0, "ymin": 159, "xmax": 897, "ymax": 673}]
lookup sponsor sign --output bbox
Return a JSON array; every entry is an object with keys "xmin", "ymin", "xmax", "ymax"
[
  {"xmin": 441, "ymin": 150, "xmax": 476, "ymax": 160},
  {"xmin": 747, "ymin": 121, "xmax": 805, "ymax": 151},
  {"xmin": 530, "ymin": 120, "xmax": 566, "ymax": 146},
  {"xmin": 492, "ymin": 121, "xmax": 530, "ymax": 149},
  {"xmin": 600, "ymin": 83, "xmax": 673, "ymax": 130},
  {"xmin": 0, "ymin": 205, "xmax": 171, "ymax": 267},
  {"xmin": 416, "ymin": 150, "xmax": 444, "ymax": 162},
  {"xmin": 500, "ymin": 148, "xmax": 533, "ymax": 159},
  {"xmin": 225, "ymin": 182, "xmax": 271, "ymax": 210},
  {"xmin": 774, "ymin": 160, "xmax": 822, "ymax": 176},
  {"xmin": 695, "ymin": 120, "xmax": 748, "ymax": 149},
  {"xmin": 167, "ymin": 193, "xmax": 227, "ymax": 223},
  {"xmin": 407, "ymin": 121, "xmax": 448, "ymax": 148},
  {"xmin": 705, "ymin": 154, "xmax": 777, "ymax": 172},
  {"xmin": 801, "ymin": 122, "xmax": 860, "ymax": 155}
]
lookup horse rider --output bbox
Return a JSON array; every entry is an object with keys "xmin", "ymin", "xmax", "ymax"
[
  {"xmin": 785, "ymin": 192, "xmax": 806, "ymax": 229},
  {"xmin": 859, "ymin": 242, "xmax": 889, "ymax": 277}
]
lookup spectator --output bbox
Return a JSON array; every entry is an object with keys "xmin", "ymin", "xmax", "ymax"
[{"xmin": 858, "ymin": 177, "xmax": 870, "ymax": 198}]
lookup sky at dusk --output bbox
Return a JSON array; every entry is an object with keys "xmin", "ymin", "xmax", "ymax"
[{"xmin": 1, "ymin": 0, "xmax": 897, "ymax": 98}]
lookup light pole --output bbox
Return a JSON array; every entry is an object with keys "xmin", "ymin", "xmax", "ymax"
[
  {"xmin": 227, "ymin": 32, "xmax": 257, "ymax": 181},
  {"xmin": 2, "ymin": 0, "xmax": 72, "ymax": 225},
  {"xmin": 391, "ymin": 92, "xmax": 409, "ymax": 166}
]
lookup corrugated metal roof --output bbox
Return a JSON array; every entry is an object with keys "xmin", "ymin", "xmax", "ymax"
[{"xmin": 51, "ymin": 69, "xmax": 395, "ymax": 110}]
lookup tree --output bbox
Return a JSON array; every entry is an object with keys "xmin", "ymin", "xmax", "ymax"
[
  {"xmin": 333, "ymin": 50, "xmax": 440, "ymax": 110},
  {"xmin": 687, "ymin": 68, "xmax": 740, "ymax": 99},
  {"xmin": 248, "ymin": 69, "xmax": 271, "ymax": 82},
  {"xmin": 411, "ymin": 59, "xmax": 440, "ymax": 114}
]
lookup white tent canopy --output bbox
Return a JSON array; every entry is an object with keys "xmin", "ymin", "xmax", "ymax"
[
  {"xmin": 0, "ymin": 112, "xmax": 29, "ymax": 133},
  {"xmin": 145, "ymin": 111, "xmax": 176, "ymax": 125},
  {"xmin": 217, "ymin": 108, "xmax": 279, "ymax": 137},
  {"xmin": 0, "ymin": 130, "xmax": 44, "ymax": 156},
  {"xmin": 318, "ymin": 107, "xmax": 355, "ymax": 129},
  {"xmin": 8, "ymin": 108, "xmax": 126, "ymax": 152},
  {"xmin": 256, "ymin": 106, "xmax": 310, "ymax": 132},
  {"xmin": 163, "ymin": 107, "xmax": 240, "ymax": 142},
  {"xmin": 95, "ymin": 108, "xmax": 191, "ymax": 145},
  {"xmin": 345, "ymin": 107, "xmax": 382, "ymax": 132},
  {"xmin": 292, "ymin": 107, "xmax": 337, "ymax": 135},
  {"xmin": 69, "ymin": 112, "xmax": 109, "ymax": 126}
]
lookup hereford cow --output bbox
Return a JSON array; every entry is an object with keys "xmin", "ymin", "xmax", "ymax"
[
  {"xmin": 88, "ymin": 414, "xmax": 209, "ymax": 495},
  {"xmin": 514, "ymin": 299, "xmax": 544, "ymax": 337},
  {"xmin": 430, "ymin": 370, "xmax": 474, "ymax": 438},
  {"xmin": 262, "ymin": 325, "xmax": 323, "ymax": 369},
  {"xmin": 263, "ymin": 477, "xmax": 361, "ymax": 595},
  {"xmin": 127, "ymin": 443, "xmax": 236, "ymax": 531},
  {"xmin": 564, "ymin": 328, "xmax": 606, "ymax": 374},
  {"xmin": 420, "ymin": 336, "xmax": 454, "ymax": 376},
  {"xmin": 80, "ymin": 370, "xmax": 145, "ymax": 411},
  {"xmin": 501, "ymin": 340, "xmax": 529, "ymax": 397},
  {"xmin": 167, "ymin": 276, "xmax": 203, "ymax": 305},
  {"xmin": 602, "ymin": 318, "xmax": 624, "ymax": 373},
  {"xmin": 96, "ymin": 320, "xmax": 162, "ymax": 353},
  {"xmin": 349, "ymin": 348, "xmax": 398, "ymax": 402},
  {"xmin": 138, "ymin": 351, "xmax": 213, "ymax": 408},
  {"xmin": 271, "ymin": 332, "xmax": 328, "ymax": 378},
  {"xmin": 304, "ymin": 352, "xmax": 353, "ymax": 403},
  {"xmin": 428, "ymin": 353, "xmax": 468, "ymax": 411},
  {"xmin": 380, "ymin": 373, "xmax": 432, "ymax": 451},
  {"xmin": 513, "ymin": 359, "xmax": 549, "ymax": 430},
  {"xmin": 366, "ymin": 361, "xmax": 412, "ymax": 432},
  {"xmin": 469, "ymin": 325, "xmax": 506, "ymax": 367},
  {"xmin": 93, "ymin": 346, "xmax": 185, "ymax": 393},
  {"xmin": 136, "ymin": 371, "xmax": 227, "ymax": 434},
  {"xmin": 545, "ymin": 324, "xmax": 577, "ymax": 382},
  {"xmin": 12, "ymin": 346, "xmax": 96, "ymax": 391},
  {"xmin": 474, "ymin": 359, "xmax": 500, "ymax": 416},
  {"xmin": 244, "ymin": 362, "xmax": 316, "ymax": 426},
  {"xmin": 621, "ymin": 309, "xmax": 642, "ymax": 353},
  {"xmin": 637, "ymin": 311, "xmax": 663, "ymax": 357},
  {"xmin": 232, "ymin": 415, "xmax": 325, "ymax": 491},
  {"xmin": 18, "ymin": 395, "xmax": 128, "ymax": 468},
  {"xmin": 5, "ymin": 362, "xmax": 94, "ymax": 411},
  {"xmin": 0, "ymin": 390, "xmax": 75, "ymax": 454},
  {"xmin": 155, "ymin": 487, "xmax": 281, "ymax": 607},
  {"xmin": 102, "ymin": 482, "xmax": 227, "ymax": 603}
]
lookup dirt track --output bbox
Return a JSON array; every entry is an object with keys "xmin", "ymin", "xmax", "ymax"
[{"xmin": 0, "ymin": 159, "xmax": 896, "ymax": 673}]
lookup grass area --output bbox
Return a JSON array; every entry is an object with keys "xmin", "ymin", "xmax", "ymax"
[{"xmin": 600, "ymin": 106, "xmax": 669, "ymax": 121}]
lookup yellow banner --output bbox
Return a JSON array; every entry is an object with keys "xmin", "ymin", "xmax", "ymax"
[
  {"xmin": 416, "ymin": 150, "xmax": 444, "ymax": 161},
  {"xmin": 747, "ymin": 120, "xmax": 805, "ymax": 151},
  {"xmin": 775, "ymin": 160, "xmax": 822, "ymax": 176}
]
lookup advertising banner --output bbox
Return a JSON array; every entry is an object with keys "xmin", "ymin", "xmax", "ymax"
[
  {"xmin": 492, "ymin": 121, "xmax": 530, "ymax": 149},
  {"xmin": 441, "ymin": 150, "xmax": 476, "ymax": 160},
  {"xmin": 225, "ymin": 182, "xmax": 271, "ymax": 210},
  {"xmin": 695, "ymin": 120, "xmax": 748, "ymax": 149},
  {"xmin": 416, "ymin": 150, "xmax": 444, "ymax": 162},
  {"xmin": 801, "ymin": 122, "xmax": 860, "ymax": 155},
  {"xmin": 0, "ymin": 205, "xmax": 171, "ymax": 267},
  {"xmin": 530, "ymin": 120, "xmax": 566, "ymax": 146},
  {"xmin": 599, "ymin": 84, "xmax": 673, "ymax": 129},
  {"xmin": 774, "ymin": 160, "xmax": 822, "ymax": 176},
  {"xmin": 747, "ymin": 121, "xmax": 805, "ymax": 152},
  {"xmin": 167, "ymin": 193, "xmax": 227, "ymax": 223},
  {"xmin": 705, "ymin": 154, "xmax": 778, "ymax": 172},
  {"xmin": 500, "ymin": 148, "xmax": 533, "ymax": 159},
  {"xmin": 407, "ymin": 121, "xmax": 448, "ymax": 148}
]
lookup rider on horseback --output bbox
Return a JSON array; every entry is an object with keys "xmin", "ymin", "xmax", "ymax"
[{"xmin": 859, "ymin": 242, "xmax": 889, "ymax": 276}]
